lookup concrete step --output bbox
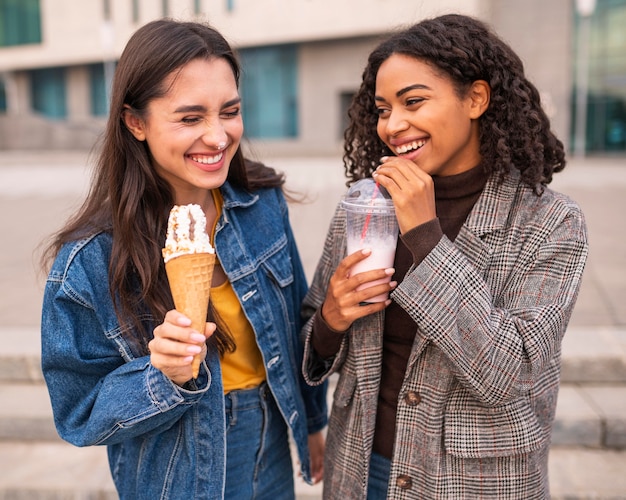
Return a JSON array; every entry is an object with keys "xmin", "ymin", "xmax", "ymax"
[
  {"xmin": 548, "ymin": 447, "xmax": 626, "ymax": 500},
  {"xmin": 2, "ymin": 378, "xmax": 626, "ymax": 453},
  {"xmin": 0, "ymin": 441, "xmax": 116, "ymax": 500},
  {"xmin": 0, "ymin": 328, "xmax": 44, "ymax": 385},
  {"xmin": 0, "ymin": 384, "xmax": 58, "ymax": 442},
  {"xmin": 0, "ymin": 441, "xmax": 323, "ymax": 500},
  {"xmin": 560, "ymin": 327, "xmax": 626, "ymax": 384},
  {"xmin": 3, "ymin": 326, "xmax": 626, "ymax": 384},
  {"xmin": 1, "ymin": 327, "xmax": 626, "ymax": 498},
  {"xmin": 1, "ymin": 441, "xmax": 625, "ymax": 500},
  {"xmin": 2, "ymin": 327, "xmax": 626, "ymax": 449},
  {"xmin": 553, "ymin": 384, "xmax": 626, "ymax": 449}
]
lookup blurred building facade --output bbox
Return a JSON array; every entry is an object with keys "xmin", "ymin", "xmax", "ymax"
[{"xmin": 0, "ymin": 0, "xmax": 624, "ymax": 156}]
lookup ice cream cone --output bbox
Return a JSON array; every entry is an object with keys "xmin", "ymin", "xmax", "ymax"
[{"xmin": 165, "ymin": 252, "xmax": 216, "ymax": 378}]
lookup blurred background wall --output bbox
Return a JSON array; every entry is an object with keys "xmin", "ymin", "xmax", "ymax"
[{"xmin": 0, "ymin": 0, "xmax": 624, "ymax": 158}]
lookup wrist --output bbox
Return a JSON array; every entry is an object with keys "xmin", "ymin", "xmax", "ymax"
[{"xmin": 320, "ymin": 302, "xmax": 350, "ymax": 334}]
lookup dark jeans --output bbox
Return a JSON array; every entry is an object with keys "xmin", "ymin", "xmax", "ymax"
[
  {"xmin": 225, "ymin": 382, "xmax": 295, "ymax": 499},
  {"xmin": 367, "ymin": 451, "xmax": 391, "ymax": 499}
]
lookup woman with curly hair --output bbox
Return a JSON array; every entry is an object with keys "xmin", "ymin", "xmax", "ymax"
[{"xmin": 301, "ymin": 13, "xmax": 588, "ymax": 499}]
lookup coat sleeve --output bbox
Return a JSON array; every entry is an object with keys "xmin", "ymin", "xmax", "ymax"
[
  {"xmin": 392, "ymin": 196, "xmax": 589, "ymax": 406},
  {"xmin": 301, "ymin": 204, "xmax": 351, "ymax": 385},
  {"xmin": 41, "ymin": 244, "xmax": 213, "ymax": 447}
]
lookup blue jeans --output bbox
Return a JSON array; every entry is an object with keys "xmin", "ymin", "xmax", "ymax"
[
  {"xmin": 367, "ymin": 452, "xmax": 391, "ymax": 499},
  {"xmin": 225, "ymin": 382, "xmax": 295, "ymax": 499}
]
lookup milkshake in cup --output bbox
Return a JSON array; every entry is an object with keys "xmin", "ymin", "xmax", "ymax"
[{"xmin": 342, "ymin": 178, "xmax": 399, "ymax": 303}]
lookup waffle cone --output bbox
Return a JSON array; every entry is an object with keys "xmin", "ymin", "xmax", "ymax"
[{"xmin": 165, "ymin": 252, "xmax": 216, "ymax": 378}]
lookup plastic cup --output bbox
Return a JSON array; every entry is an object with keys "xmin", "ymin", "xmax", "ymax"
[{"xmin": 341, "ymin": 178, "xmax": 398, "ymax": 303}]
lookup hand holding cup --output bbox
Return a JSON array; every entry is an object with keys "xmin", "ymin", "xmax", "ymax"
[{"xmin": 342, "ymin": 178, "xmax": 399, "ymax": 303}]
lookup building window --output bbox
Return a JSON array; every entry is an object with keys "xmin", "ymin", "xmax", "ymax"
[
  {"xmin": 0, "ymin": 0, "xmax": 41, "ymax": 47},
  {"xmin": 30, "ymin": 67, "xmax": 67, "ymax": 119},
  {"xmin": 339, "ymin": 91, "xmax": 355, "ymax": 140},
  {"xmin": 572, "ymin": 0, "xmax": 626, "ymax": 153},
  {"xmin": 162, "ymin": 0, "xmax": 169, "ymax": 17},
  {"xmin": 0, "ymin": 79, "xmax": 6, "ymax": 112},
  {"xmin": 89, "ymin": 64, "xmax": 109, "ymax": 117},
  {"xmin": 239, "ymin": 45, "xmax": 298, "ymax": 139},
  {"xmin": 226, "ymin": 0, "xmax": 234, "ymax": 12},
  {"xmin": 132, "ymin": 0, "xmax": 140, "ymax": 23},
  {"xmin": 194, "ymin": 0, "xmax": 202, "ymax": 15},
  {"xmin": 103, "ymin": 0, "xmax": 111, "ymax": 20}
]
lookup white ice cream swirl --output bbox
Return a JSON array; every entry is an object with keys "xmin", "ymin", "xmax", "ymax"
[{"xmin": 162, "ymin": 204, "xmax": 215, "ymax": 263}]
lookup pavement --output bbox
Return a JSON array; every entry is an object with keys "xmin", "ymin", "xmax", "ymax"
[{"xmin": 0, "ymin": 150, "xmax": 625, "ymax": 499}]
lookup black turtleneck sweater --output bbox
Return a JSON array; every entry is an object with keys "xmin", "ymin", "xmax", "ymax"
[{"xmin": 311, "ymin": 165, "xmax": 489, "ymax": 459}]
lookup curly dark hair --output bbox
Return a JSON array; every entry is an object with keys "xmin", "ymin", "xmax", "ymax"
[{"xmin": 344, "ymin": 14, "xmax": 565, "ymax": 191}]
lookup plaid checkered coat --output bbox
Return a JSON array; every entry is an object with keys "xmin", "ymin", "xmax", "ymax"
[{"xmin": 302, "ymin": 170, "xmax": 588, "ymax": 499}]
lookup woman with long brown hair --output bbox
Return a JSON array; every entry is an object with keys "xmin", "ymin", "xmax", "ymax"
[{"xmin": 41, "ymin": 19, "xmax": 326, "ymax": 499}]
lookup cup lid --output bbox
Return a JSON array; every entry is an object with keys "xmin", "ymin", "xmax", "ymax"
[{"xmin": 341, "ymin": 178, "xmax": 394, "ymax": 213}]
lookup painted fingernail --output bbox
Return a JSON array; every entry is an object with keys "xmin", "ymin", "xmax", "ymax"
[
  {"xmin": 177, "ymin": 316, "xmax": 192, "ymax": 326},
  {"xmin": 190, "ymin": 332, "xmax": 206, "ymax": 343},
  {"xmin": 385, "ymin": 268, "xmax": 395, "ymax": 275},
  {"xmin": 187, "ymin": 345, "xmax": 202, "ymax": 354}
]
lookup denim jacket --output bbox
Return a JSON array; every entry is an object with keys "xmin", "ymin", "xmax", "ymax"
[{"xmin": 41, "ymin": 181, "xmax": 327, "ymax": 500}]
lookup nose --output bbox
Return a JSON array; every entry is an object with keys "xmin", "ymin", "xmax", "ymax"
[
  {"xmin": 201, "ymin": 118, "xmax": 228, "ymax": 149},
  {"xmin": 384, "ymin": 109, "xmax": 409, "ymax": 137}
]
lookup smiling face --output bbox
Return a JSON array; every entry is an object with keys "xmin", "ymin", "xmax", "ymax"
[
  {"xmin": 123, "ymin": 57, "xmax": 243, "ymax": 205},
  {"xmin": 375, "ymin": 53, "xmax": 489, "ymax": 177}
]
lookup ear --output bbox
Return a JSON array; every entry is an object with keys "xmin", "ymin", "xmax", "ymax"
[
  {"xmin": 467, "ymin": 80, "xmax": 490, "ymax": 119},
  {"xmin": 122, "ymin": 105, "xmax": 147, "ymax": 141}
]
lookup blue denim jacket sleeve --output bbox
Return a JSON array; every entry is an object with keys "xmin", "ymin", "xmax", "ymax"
[
  {"xmin": 285, "ymin": 204, "xmax": 328, "ymax": 434},
  {"xmin": 41, "ymin": 234, "xmax": 212, "ymax": 447},
  {"xmin": 263, "ymin": 188, "xmax": 327, "ymax": 434}
]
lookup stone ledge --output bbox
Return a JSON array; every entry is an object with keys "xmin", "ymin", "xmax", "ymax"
[
  {"xmin": 560, "ymin": 328, "xmax": 626, "ymax": 383},
  {"xmin": 552, "ymin": 385, "xmax": 602, "ymax": 447},
  {"xmin": 552, "ymin": 383, "xmax": 626, "ymax": 450},
  {"xmin": 3, "ymin": 326, "xmax": 626, "ymax": 383}
]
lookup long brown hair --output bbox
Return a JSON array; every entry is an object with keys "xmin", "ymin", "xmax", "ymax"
[
  {"xmin": 344, "ymin": 14, "xmax": 565, "ymax": 192},
  {"xmin": 42, "ymin": 19, "xmax": 284, "ymax": 353}
]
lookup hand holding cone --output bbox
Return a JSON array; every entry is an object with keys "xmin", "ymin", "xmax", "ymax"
[{"xmin": 163, "ymin": 204, "xmax": 215, "ymax": 379}]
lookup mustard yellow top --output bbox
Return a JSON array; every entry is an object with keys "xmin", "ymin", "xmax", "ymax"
[{"xmin": 210, "ymin": 190, "xmax": 266, "ymax": 393}]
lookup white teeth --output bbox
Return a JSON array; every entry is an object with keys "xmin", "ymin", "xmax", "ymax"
[
  {"xmin": 190, "ymin": 153, "xmax": 223, "ymax": 165},
  {"xmin": 395, "ymin": 140, "xmax": 425, "ymax": 155}
]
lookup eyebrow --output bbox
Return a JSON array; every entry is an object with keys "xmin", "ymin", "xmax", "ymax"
[
  {"xmin": 173, "ymin": 97, "xmax": 241, "ymax": 113},
  {"xmin": 375, "ymin": 83, "xmax": 431, "ymax": 102}
]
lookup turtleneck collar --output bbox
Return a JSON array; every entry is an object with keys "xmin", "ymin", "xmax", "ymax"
[{"xmin": 433, "ymin": 164, "xmax": 489, "ymax": 201}]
